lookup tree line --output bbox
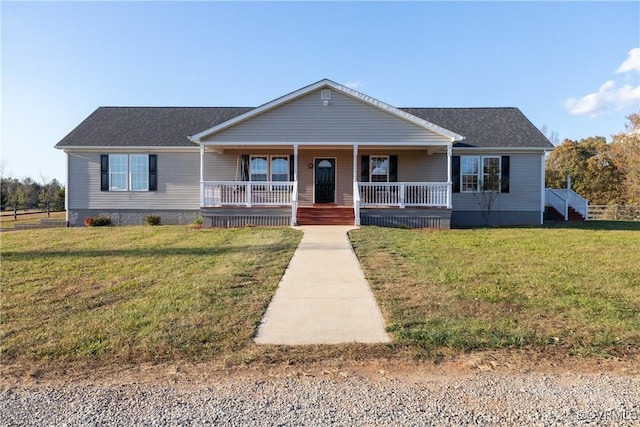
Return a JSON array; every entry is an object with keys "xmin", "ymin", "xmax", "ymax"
[
  {"xmin": 0, "ymin": 175, "xmax": 65, "ymax": 211},
  {"xmin": 545, "ymin": 113, "xmax": 640, "ymax": 206}
]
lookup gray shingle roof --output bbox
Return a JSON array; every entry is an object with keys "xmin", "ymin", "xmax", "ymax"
[
  {"xmin": 401, "ymin": 107, "xmax": 553, "ymax": 148},
  {"xmin": 55, "ymin": 107, "xmax": 252, "ymax": 147},
  {"xmin": 55, "ymin": 106, "xmax": 553, "ymax": 149}
]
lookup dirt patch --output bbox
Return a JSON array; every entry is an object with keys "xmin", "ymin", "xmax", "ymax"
[{"xmin": 3, "ymin": 349, "xmax": 638, "ymax": 390}]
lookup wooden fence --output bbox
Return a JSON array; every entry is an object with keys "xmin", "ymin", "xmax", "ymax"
[
  {"xmin": 588, "ymin": 205, "xmax": 640, "ymax": 221},
  {"xmin": 0, "ymin": 202, "xmax": 65, "ymax": 221}
]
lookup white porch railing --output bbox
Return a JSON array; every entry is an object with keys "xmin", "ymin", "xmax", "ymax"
[
  {"xmin": 359, "ymin": 182, "xmax": 451, "ymax": 208},
  {"xmin": 353, "ymin": 180, "xmax": 361, "ymax": 225},
  {"xmin": 545, "ymin": 188, "xmax": 589, "ymax": 220},
  {"xmin": 202, "ymin": 181, "xmax": 295, "ymax": 207}
]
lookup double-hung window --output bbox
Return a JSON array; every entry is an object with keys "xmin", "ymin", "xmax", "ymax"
[
  {"xmin": 461, "ymin": 156, "xmax": 479, "ymax": 192},
  {"xmin": 270, "ymin": 156, "xmax": 289, "ymax": 182},
  {"xmin": 109, "ymin": 155, "xmax": 129, "ymax": 191},
  {"xmin": 250, "ymin": 156, "xmax": 268, "ymax": 182},
  {"xmin": 130, "ymin": 155, "xmax": 150, "ymax": 191},
  {"xmin": 102, "ymin": 154, "xmax": 156, "ymax": 192},
  {"xmin": 370, "ymin": 156, "xmax": 389, "ymax": 182},
  {"xmin": 250, "ymin": 155, "xmax": 290, "ymax": 183},
  {"xmin": 482, "ymin": 156, "xmax": 501, "ymax": 191},
  {"xmin": 458, "ymin": 155, "xmax": 503, "ymax": 193}
]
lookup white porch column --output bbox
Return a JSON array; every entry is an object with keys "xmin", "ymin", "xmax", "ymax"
[
  {"xmin": 199, "ymin": 145, "xmax": 205, "ymax": 207},
  {"xmin": 446, "ymin": 144, "xmax": 453, "ymax": 209},
  {"xmin": 292, "ymin": 144, "xmax": 298, "ymax": 226},
  {"xmin": 293, "ymin": 144, "xmax": 299, "ymax": 182},
  {"xmin": 353, "ymin": 144, "xmax": 360, "ymax": 225},
  {"xmin": 353, "ymin": 144, "xmax": 358, "ymax": 183}
]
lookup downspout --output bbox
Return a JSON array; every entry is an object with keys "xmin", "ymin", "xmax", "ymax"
[
  {"xmin": 199, "ymin": 145, "xmax": 205, "ymax": 208},
  {"xmin": 65, "ymin": 150, "xmax": 70, "ymax": 225},
  {"xmin": 446, "ymin": 144, "xmax": 453, "ymax": 209},
  {"xmin": 540, "ymin": 152, "xmax": 545, "ymax": 225}
]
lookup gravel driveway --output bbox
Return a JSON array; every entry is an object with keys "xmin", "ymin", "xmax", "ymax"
[{"xmin": 2, "ymin": 370, "xmax": 639, "ymax": 426}]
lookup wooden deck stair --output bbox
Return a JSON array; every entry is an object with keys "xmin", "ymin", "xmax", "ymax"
[
  {"xmin": 545, "ymin": 206, "xmax": 585, "ymax": 222},
  {"xmin": 296, "ymin": 206, "xmax": 355, "ymax": 226}
]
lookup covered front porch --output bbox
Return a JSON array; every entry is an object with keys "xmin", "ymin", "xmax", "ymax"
[{"xmin": 198, "ymin": 144, "xmax": 454, "ymax": 228}]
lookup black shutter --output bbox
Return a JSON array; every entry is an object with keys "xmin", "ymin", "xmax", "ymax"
[
  {"xmin": 501, "ymin": 156, "xmax": 510, "ymax": 193},
  {"xmin": 289, "ymin": 154, "xmax": 295, "ymax": 181},
  {"xmin": 361, "ymin": 155, "xmax": 370, "ymax": 182},
  {"xmin": 149, "ymin": 154, "xmax": 157, "ymax": 191},
  {"xmin": 241, "ymin": 154, "xmax": 249, "ymax": 181},
  {"xmin": 452, "ymin": 155, "xmax": 460, "ymax": 193},
  {"xmin": 389, "ymin": 155, "xmax": 398, "ymax": 182},
  {"xmin": 100, "ymin": 155, "xmax": 109, "ymax": 191}
]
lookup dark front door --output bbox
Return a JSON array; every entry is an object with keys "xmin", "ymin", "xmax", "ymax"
[{"xmin": 314, "ymin": 158, "xmax": 335, "ymax": 203}]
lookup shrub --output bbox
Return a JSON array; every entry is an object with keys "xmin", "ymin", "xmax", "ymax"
[
  {"xmin": 84, "ymin": 217, "xmax": 94, "ymax": 226},
  {"xmin": 145, "ymin": 215, "xmax": 162, "ymax": 226},
  {"xmin": 189, "ymin": 216, "xmax": 203, "ymax": 230},
  {"xmin": 88, "ymin": 216, "xmax": 112, "ymax": 227}
]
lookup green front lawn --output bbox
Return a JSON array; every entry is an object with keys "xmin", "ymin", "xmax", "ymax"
[
  {"xmin": 1, "ymin": 222, "xmax": 638, "ymax": 370},
  {"xmin": 1, "ymin": 226, "xmax": 302, "ymax": 364},
  {"xmin": 349, "ymin": 224, "xmax": 640, "ymax": 356}
]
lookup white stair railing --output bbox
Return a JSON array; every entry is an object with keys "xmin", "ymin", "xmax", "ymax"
[{"xmin": 545, "ymin": 187, "xmax": 589, "ymax": 220}]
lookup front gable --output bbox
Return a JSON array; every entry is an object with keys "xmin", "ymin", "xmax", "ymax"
[{"xmin": 191, "ymin": 79, "xmax": 463, "ymax": 146}]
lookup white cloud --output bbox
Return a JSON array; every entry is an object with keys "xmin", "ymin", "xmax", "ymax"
[
  {"xmin": 344, "ymin": 79, "xmax": 364, "ymax": 90},
  {"xmin": 564, "ymin": 80, "xmax": 640, "ymax": 118},
  {"xmin": 615, "ymin": 48, "xmax": 640, "ymax": 74},
  {"xmin": 564, "ymin": 48, "xmax": 640, "ymax": 117}
]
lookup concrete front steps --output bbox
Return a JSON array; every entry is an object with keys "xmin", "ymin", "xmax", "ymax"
[{"xmin": 296, "ymin": 206, "xmax": 355, "ymax": 226}]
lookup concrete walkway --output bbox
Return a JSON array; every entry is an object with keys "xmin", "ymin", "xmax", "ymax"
[{"xmin": 254, "ymin": 226, "xmax": 390, "ymax": 345}]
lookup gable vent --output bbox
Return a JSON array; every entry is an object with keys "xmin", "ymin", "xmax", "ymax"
[{"xmin": 321, "ymin": 89, "xmax": 331, "ymax": 106}]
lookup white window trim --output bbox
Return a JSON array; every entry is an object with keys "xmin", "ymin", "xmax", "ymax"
[
  {"xmin": 108, "ymin": 154, "xmax": 149, "ymax": 192},
  {"xmin": 370, "ymin": 155, "xmax": 390, "ymax": 183},
  {"xmin": 460, "ymin": 155, "xmax": 502, "ymax": 193}
]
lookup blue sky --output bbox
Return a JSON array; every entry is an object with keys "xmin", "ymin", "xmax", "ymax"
[{"xmin": 2, "ymin": 1, "xmax": 639, "ymax": 184}]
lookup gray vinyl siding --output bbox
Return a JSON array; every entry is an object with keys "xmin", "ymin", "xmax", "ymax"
[
  {"xmin": 452, "ymin": 152, "xmax": 543, "ymax": 212},
  {"xmin": 357, "ymin": 150, "xmax": 447, "ymax": 182},
  {"xmin": 68, "ymin": 150, "xmax": 200, "ymax": 210},
  {"xmin": 203, "ymin": 149, "xmax": 294, "ymax": 181},
  {"xmin": 203, "ymin": 90, "xmax": 451, "ymax": 144}
]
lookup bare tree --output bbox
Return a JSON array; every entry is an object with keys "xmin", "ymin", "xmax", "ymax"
[{"xmin": 540, "ymin": 125, "xmax": 560, "ymax": 146}]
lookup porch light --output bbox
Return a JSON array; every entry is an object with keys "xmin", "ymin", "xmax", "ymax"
[{"xmin": 308, "ymin": 162, "xmax": 314, "ymax": 169}]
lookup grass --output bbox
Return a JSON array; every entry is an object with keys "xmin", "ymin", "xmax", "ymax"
[
  {"xmin": 349, "ymin": 224, "xmax": 640, "ymax": 357},
  {"xmin": 2, "ymin": 222, "xmax": 639, "ymax": 372},
  {"xmin": 1, "ymin": 226, "xmax": 302, "ymax": 365}
]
